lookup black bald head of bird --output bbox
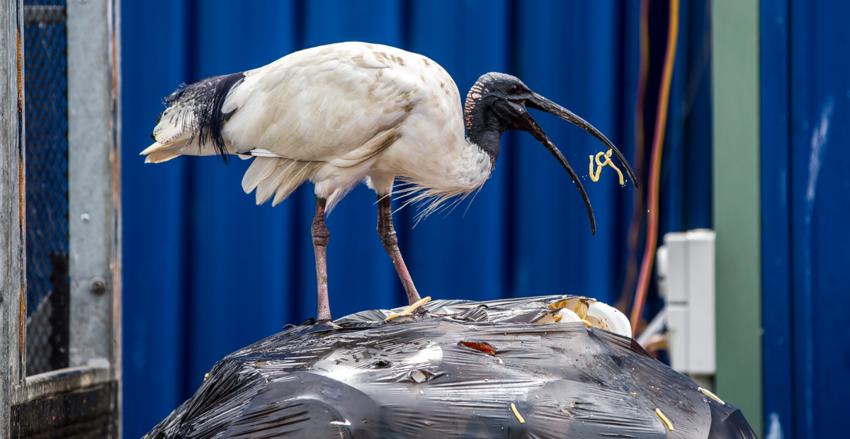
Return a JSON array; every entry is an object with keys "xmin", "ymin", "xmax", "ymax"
[{"xmin": 463, "ymin": 72, "xmax": 638, "ymax": 236}]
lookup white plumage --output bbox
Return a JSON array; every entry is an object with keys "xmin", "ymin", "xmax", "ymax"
[
  {"xmin": 142, "ymin": 42, "xmax": 490, "ymax": 213},
  {"xmin": 141, "ymin": 41, "xmax": 635, "ymax": 323}
]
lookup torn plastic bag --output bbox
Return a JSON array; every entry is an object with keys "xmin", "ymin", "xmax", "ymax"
[{"xmin": 145, "ymin": 295, "xmax": 756, "ymax": 438}]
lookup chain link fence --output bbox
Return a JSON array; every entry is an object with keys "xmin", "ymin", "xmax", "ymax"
[{"xmin": 24, "ymin": 0, "xmax": 69, "ymax": 376}]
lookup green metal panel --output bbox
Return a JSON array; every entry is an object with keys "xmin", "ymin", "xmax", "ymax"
[{"xmin": 712, "ymin": 0, "xmax": 763, "ymax": 436}]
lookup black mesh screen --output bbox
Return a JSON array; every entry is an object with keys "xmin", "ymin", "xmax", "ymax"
[{"xmin": 24, "ymin": 0, "xmax": 70, "ymax": 376}]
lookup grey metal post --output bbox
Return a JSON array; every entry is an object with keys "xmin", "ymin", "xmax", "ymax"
[
  {"xmin": 66, "ymin": 0, "xmax": 122, "ymax": 433},
  {"xmin": 0, "ymin": 0, "xmax": 25, "ymax": 437},
  {"xmin": 67, "ymin": 0, "xmax": 118, "ymax": 370}
]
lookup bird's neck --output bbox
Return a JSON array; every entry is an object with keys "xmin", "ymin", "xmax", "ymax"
[{"xmin": 464, "ymin": 97, "xmax": 504, "ymax": 166}]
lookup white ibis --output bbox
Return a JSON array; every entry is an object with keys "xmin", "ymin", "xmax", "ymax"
[{"xmin": 141, "ymin": 42, "xmax": 636, "ymax": 324}]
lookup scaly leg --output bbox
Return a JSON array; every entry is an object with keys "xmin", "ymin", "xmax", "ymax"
[
  {"xmin": 377, "ymin": 194, "xmax": 424, "ymax": 311},
  {"xmin": 312, "ymin": 196, "xmax": 332, "ymax": 323}
]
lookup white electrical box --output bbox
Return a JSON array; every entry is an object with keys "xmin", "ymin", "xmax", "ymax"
[{"xmin": 656, "ymin": 229, "xmax": 716, "ymax": 375}]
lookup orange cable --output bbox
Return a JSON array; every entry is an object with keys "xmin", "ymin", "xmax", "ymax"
[
  {"xmin": 619, "ymin": 0, "xmax": 650, "ymax": 312},
  {"xmin": 17, "ymin": 22, "xmax": 27, "ymax": 355},
  {"xmin": 631, "ymin": 0, "xmax": 679, "ymax": 336}
]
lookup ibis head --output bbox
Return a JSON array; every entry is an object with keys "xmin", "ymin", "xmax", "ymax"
[{"xmin": 465, "ymin": 72, "xmax": 637, "ymax": 235}]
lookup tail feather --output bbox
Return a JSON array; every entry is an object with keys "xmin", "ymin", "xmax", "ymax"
[
  {"xmin": 141, "ymin": 137, "xmax": 236, "ymax": 163},
  {"xmin": 145, "ymin": 151, "xmax": 181, "ymax": 164},
  {"xmin": 142, "ymin": 142, "xmax": 184, "ymax": 164},
  {"xmin": 140, "ymin": 142, "xmax": 165, "ymax": 155}
]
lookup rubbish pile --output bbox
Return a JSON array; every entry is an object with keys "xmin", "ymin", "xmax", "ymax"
[{"xmin": 146, "ymin": 295, "xmax": 756, "ymax": 438}]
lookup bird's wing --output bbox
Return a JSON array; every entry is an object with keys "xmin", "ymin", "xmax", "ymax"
[{"xmin": 221, "ymin": 43, "xmax": 420, "ymax": 167}]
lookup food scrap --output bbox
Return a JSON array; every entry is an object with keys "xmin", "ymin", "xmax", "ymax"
[
  {"xmin": 589, "ymin": 150, "xmax": 625, "ymax": 186},
  {"xmin": 656, "ymin": 408, "xmax": 674, "ymax": 431},
  {"xmin": 548, "ymin": 298, "xmax": 589, "ymax": 320},
  {"xmin": 510, "ymin": 403, "xmax": 526, "ymax": 424},
  {"xmin": 698, "ymin": 387, "xmax": 725, "ymax": 405},
  {"xmin": 385, "ymin": 296, "xmax": 432, "ymax": 321}
]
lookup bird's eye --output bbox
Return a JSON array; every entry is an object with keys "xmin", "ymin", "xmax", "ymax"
[{"xmin": 509, "ymin": 84, "xmax": 519, "ymax": 94}]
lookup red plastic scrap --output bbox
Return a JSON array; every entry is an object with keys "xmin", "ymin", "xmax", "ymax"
[{"xmin": 459, "ymin": 341, "xmax": 496, "ymax": 356}]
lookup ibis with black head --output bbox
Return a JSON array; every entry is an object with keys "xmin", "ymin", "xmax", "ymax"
[{"xmin": 142, "ymin": 42, "xmax": 636, "ymax": 324}]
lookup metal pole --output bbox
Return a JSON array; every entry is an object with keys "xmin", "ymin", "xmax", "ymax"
[
  {"xmin": 66, "ymin": 0, "xmax": 122, "ymax": 433},
  {"xmin": 67, "ymin": 0, "xmax": 115, "ymax": 369},
  {"xmin": 0, "ymin": 0, "xmax": 25, "ymax": 437}
]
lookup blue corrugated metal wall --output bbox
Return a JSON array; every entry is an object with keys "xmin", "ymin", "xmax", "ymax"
[
  {"xmin": 761, "ymin": 1, "xmax": 850, "ymax": 438},
  {"xmin": 121, "ymin": 1, "xmax": 711, "ymax": 436}
]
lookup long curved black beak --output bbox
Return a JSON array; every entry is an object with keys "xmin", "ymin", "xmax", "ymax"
[
  {"xmin": 520, "ymin": 94, "xmax": 638, "ymax": 236},
  {"xmin": 527, "ymin": 93, "xmax": 638, "ymax": 187},
  {"xmin": 519, "ymin": 113, "xmax": 597, "ymax": 235}
]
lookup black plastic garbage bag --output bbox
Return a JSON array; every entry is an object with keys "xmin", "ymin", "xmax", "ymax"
[{"xmin": 145, "ymin": 295, "xmax": 756, "ymax": 438}]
